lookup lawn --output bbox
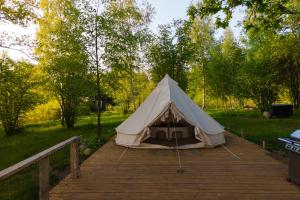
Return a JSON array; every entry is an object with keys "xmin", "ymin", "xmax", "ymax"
[
  {"xmin": 210, "ymin": 109, "xmax": 300, "ymax": 152},
  {"xmin": 0, "ymin": 112, "xmax": 128, "ymax": 171},
  {"xmin": 0, "ymin": 112, "xmax": 128, "ymax": 200}
]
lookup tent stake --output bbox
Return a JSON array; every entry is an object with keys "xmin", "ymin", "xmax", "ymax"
[{"xmin": 177, "ymin": 168, "xmax": 184, "ymax": 173}]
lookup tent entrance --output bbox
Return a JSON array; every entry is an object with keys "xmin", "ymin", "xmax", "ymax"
[{"xmin": 143, "ymin": 110, "xmax": 199, "ymax": 147}]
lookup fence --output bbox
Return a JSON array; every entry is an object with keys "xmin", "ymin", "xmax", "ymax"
[{"xmin": 0, "ymin": 136, "xmax": 80, "ymax": 200}]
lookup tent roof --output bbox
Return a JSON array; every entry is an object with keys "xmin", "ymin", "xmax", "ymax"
[{"xmin": 116, "ymin": 74, "xmax": 224, "ymax": 135}]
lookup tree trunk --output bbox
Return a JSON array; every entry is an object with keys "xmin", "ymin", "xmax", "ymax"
[
  {"xmin": 61, "ymin": 106, "xmax": 65, "ymax": 127},
  {"xmin": 202, "ymin": 73, "xmax": 206, "ymax": 109},
  {"xmin": 65, "ymin": 115, "xmax": 75, "ymax": 128},
  {"xmin": 3, "ymin": 121, "xmax": 18, "ymax": 136},
  {"xmin": 130, "ymin": 77, "xmax": 136, "ymax": 111},
  {"xmin": 57, "ymin": 95, "xmax": 65, "ymax": 127},
  {"xmin": 95, "ymin": 11, "xmax": 101, "ymax": 140},
  {"xmin": 64, "ymin": 106, "xmax": 75, "ymax": 128}
]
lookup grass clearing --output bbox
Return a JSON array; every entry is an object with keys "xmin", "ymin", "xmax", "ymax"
[
  {"xmin": 0, "ymin": 113, "xmax": 128, "ymax": 200},
  {"xmin": 210, "ymin": 109, "xmax": 300, "ymax": 152},
  {"xmin": 0, "ymin": 113, "xmax": 128, "ymax": 170}
]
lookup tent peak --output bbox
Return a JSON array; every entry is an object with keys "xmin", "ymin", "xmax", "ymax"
[{"xmin": 158, "ymin": 74, "xmax": 178, "ymax": 87}]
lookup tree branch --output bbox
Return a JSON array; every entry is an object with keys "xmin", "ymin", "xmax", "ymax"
[{"xmin": 0, "ymin": 45, "xmax": 33, "ymax": 60}]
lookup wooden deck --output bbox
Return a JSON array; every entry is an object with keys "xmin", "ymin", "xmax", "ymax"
[{"xmin": 50, "ymin": 133, "xmax": 300, "ymax": 200}]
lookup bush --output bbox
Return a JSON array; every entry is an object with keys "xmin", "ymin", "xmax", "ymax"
[{"xmin": 25, "ymin": 100, "xmax": 61, "ymax": 123}]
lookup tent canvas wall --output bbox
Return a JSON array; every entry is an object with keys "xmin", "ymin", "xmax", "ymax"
[{"xmin": 115, "ymin": 75, "xmax": 225, "ymax": 148}]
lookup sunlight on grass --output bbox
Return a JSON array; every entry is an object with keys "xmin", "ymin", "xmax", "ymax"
[{"xmin": 0, "ymin": 113, "xmax": 128, "ymax": 170}]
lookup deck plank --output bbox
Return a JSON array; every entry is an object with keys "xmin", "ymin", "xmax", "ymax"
[{"xmin": 50, "ymin": 133, "xmax": 300, "ymax": 200}]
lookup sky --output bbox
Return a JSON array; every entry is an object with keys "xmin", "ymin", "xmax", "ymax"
[
  {"xmin": 0, "ymin": 0, "xmax": 245, "ymax": 61},
  {"xmin": 147, "ymin": 0, "xmax": 245, "ymax": 38}
]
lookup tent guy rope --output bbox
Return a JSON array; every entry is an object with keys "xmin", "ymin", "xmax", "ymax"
[
  {"xmin": 171, "ymin": 112, "xmax": 184, "ymax": 173},
  {"xmin": 222, "ymin": 145, "xmax": 240, "ymax": 160},
  {"xmin": 117, "ymin": 147, "xmax": 129, "ymax": 162}
]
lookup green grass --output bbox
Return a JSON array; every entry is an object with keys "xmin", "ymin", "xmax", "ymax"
[
  {"xmin": 0, "ymin": 112, "xmax": 128, "ymax": 200},
  {"xmin": 0, "ymin": 113, "xmax": 128, "ymax": 170},
  {"xmin": 210, "ymin": 109, "xmax": 300, "ymax": 152}
]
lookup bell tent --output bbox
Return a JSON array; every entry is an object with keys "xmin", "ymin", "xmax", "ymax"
[{"xmin": 115, "ymin": 75, "xmax": 225, "ymax": 149}]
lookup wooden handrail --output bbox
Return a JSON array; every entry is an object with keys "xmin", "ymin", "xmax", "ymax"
[
  {"xmin": 0, "ymin": 136, "xmax": 80, "ymax": 200},
  {"xmin": 0, "ymin": 136, "xmax": 80, "ymax": 181}
]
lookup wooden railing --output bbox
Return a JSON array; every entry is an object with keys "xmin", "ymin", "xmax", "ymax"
[{"xmin": 0, "ymin": 136, "xmax": 80, "ymax": 200}]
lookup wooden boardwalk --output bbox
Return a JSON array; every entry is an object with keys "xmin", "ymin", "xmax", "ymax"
[{"xmin": 50, "ymin": 133, "xmax": 300, "ymax": 200}]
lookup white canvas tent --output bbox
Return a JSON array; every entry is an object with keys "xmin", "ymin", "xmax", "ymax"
[{"xmin": 115, "ymin": 75, "xmax": 225, "ymax": 148}]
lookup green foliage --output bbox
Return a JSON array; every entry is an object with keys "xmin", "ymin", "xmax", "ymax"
[
  {"xmin": 102, "ymin": 0, "xmax": 153, "ymax": 73},
  {"xmin": 36, "ymin": 0, "xmax": 93, "ymax": 128},
  {"xmin": 274, "ymin": 33, "xmax": 300, "ymax": 108},
  {"xmin": 0, "ymin": 0, "xmax": 36, "ymax": 25},
  {"xmin": 186, "ymin": 0, "xmax": 300, "ymax": 111},
  {"xmin": 99, "ymin": 0, "xmax": 153, "ymax": 111},
  {"xmin": 1, "ymin": 0, "xmax": 299, "ymax": 127},
  {"xmin": 187, "ymin": 16, "xmax": 215, "ymax": 108},
  {"xmin": 207, "ymin": 29, "xmax": 245, "ymax": 103},
  {"xmin": 188, "ymin": 0, "xmax": 295, "ymax": 31},
  {"xmin": 102, "ymin": 71, "xmax": 154, "ymax": 114},
  {"xmin": 147, "ymin": 20, "xmax": 192, "ymax": 90},
  {"xmin": 241, "ymin": 31, "xmax": 281, "ymax": 111},
  {"xmin": 0, "ymin": 55, "xmax": 42, "ymax": 135},
  {"xmin": 24, "ymin": 100, "xmax": 61, "ymax": 123},
  {"xmin": 207, "ymin": 45, "xmax": 229, "ymax": 99},
  {"xmin": 187, "ymin": 67, "xmax": 203, "ymax": 104},
  {"xmin": 186, "ymin": 16, "xmax": 299, "ymax": 111}
]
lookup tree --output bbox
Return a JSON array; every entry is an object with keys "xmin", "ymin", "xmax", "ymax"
[
  {"xmin": 206, "ymin": 44, "xmax": 229, "ymax": 103},
  {"xmin": 0, "ymin": 55, "xmax": 41, "ymax": 135},
  {"xmin": 102, "ymin": 0, "xmax": 153, "ymax": 110},
  {"xmin": 188, "ymin": 15, "xmax": 214, "ymax": 108},
  {"xmin": 103, "ymin": 70, "xmax": 153, "ymax": 114},
  {"xmin": 188, "ymin": 0, "xmax": 298, "ymax": 31},
  {"xmin": 0, "ymin": 0, "xmax": 36, "ymax": 25},
  {"xmin": 221, "ymin": 29, "xmax": 244, "ymax": 104},
  {"xmin": 206, "ymin": 30, "xmax": 244, "ymax": 108},
  {"xmin": 0, "ymin": 0, "xmax": 37, "ymax": 58},
  {"xmin": 147, "ymin": 20, "xmax": 192, "ymax": 91},
  {"xmin": 269, "ymin": 33, "xmax": 300, "ymax": 108},
  {"xmin": 79, "ymin": 0, "xmax": 152, "ymax": 138},
  {"xmin": 36, "ymin": 0, "xmax": 91, "ymax": 128},
  {"xmin": 80, "ymin": 0, "xmax": 108, "ymax": 139},
  {"xmin": 242, "ymin": 31, "xmax": 281, "ymax": 112}
]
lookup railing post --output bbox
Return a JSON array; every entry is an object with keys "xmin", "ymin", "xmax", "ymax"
[
  {"xmin": 70, "ymin": 140, "xmax": 79, "ymax": 179},
  {"xmin": 262, "ymin": 140, "xmax": 266, "ymax": 150},
  {"xmin": 39, "ymin": 156, "xmax": 49, "ymax": 200}
]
